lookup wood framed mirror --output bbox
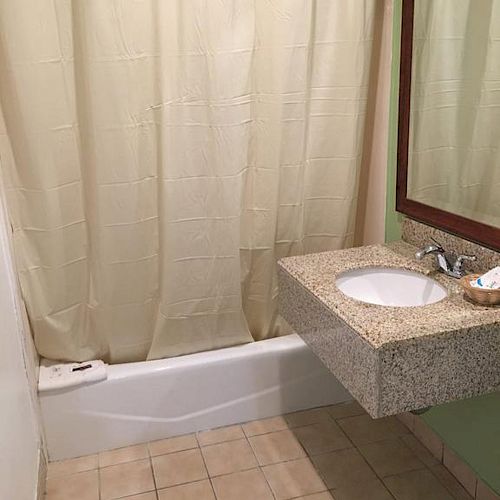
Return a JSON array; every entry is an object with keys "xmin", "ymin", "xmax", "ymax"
[{"xmin": 396, "ymin": 0, "xmax": 500, "ymax": 251}]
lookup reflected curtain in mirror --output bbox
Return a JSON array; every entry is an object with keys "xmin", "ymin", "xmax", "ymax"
[{"xmin": 408, "ymin": 0, "xmax": 500, "ymax": 228}]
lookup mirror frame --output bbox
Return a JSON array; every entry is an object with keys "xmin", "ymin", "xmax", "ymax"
[{"xmin": 396, "ymin": 0, "xmax": 500, "ymax": 251}]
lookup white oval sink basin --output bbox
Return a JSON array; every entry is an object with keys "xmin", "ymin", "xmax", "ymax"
[{"xmin": 336, "ymin": 267, "xmax": 447, "ymax": 307}]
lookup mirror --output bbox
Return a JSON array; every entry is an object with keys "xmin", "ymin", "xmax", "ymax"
[{"xmin": 397, "ymin": 0, "xmax": 500, "ymax": 250}]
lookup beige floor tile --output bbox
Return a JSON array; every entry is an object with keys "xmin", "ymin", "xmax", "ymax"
[
  {"xmin": 358, "ymin": 438, "xmax": 424, "ymax": 477},
  {"xmin": 201, "ymin": 438, "xmax": 258, "ymax": 476},
  {"xmin": 311, "ymin": 447, "xmax": 377, "ymax": 490},
  {"xmin": 331, "ymin": 478, "xmax": 393, "ymax": 500},
  {"xmin": 100, "ymin": 458, "xmax": 155, "ymax": 500},
  {"xmin": 123, "ymin": 493, "xmax": 158, "ymax": 500},
  {"xmin": 338, "ymin": 414, "xmax": 408, "ymax": 446},
  {"xmin": 152, "ymin": 448, "xmax": 208, "ymax": 489},
  {"xmin": 430, "ymin": 464, "xmax": 473, "ymax": 500},
  {"xmin": 242, "ymin": 415, "xmax": 289, "ymax": 437},
  {"xmin": 396, "ymin": 412, "xmax": 415, "ymax": 432},
  {"xmin": 443, "ymin": 446, "xmax": 477, "ymax": 497},
  {"xmin": 295, "ymin": 493, "xmax": 334, "ymax": 500},
  {"xmin": 197, "ymin": 424, "xmax": 244, "ymax": 446},
  {"xmin": 47, "ymin": 454, "xmax": 98, "ymax": 478},
  {"xmin": 293, "ymin": 421, "xmax": 352, "ymax": 456},
  {"xmin": 99, "ymin": 443, "xmax": 149, "ymax": 467},
  {"xmin": 211, "ymin": 468, "xmax": 274, "ymax": 500},
  {"xmin": 327, "ymin": 401, "xmax": 366, "ymax": 420},
  {"xmin": 148, "ymin": 433, "xmax": 198, "ymax": 457},
  {"xmin": 249, "ymin": 428, "xmax": 306, "ymax": 465},
  {"xmin": 158, "ymin": 479, "xmax": 215, "ymax": 500},
  {"xmin": 400, "ymin": 434, "xmax": 440, "ymax": 467},
  {"xmin": 476, "ymin": 479, "xmax": 500, "ymax": 500},
  {"xmin": 412, "ymin": 417, "xmax": 443, "ymax": 461},
  {"xmin": 262, "ymin": 457, "xmax": 327, "ymax": 499},
  {"xmin": 383, "ymin": 468, "xmax": 454, "ymax": 500},
  {"xmin": 285, "ymin": 407, "xmax": 333, "ymax": 428},
  {"xmin": 45, "ymin": 470, "xmax": 99, "ymax": 500}
]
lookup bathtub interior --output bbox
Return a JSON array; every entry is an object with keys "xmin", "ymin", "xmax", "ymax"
[{"xmin": 39, "ymin": 334, "xmax": 351, "ymax": 460}]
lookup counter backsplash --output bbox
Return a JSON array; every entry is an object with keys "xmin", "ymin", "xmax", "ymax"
[{"xmin": 401, "ymin": 218, "xmax": 500, "ymax": 274}]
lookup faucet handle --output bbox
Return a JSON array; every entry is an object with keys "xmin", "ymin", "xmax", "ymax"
[
  {"xmin": 453, "ymin": 254, "xmax": 477, "ymax": 275},
  {"xmin": 457, "ymin": 254, "xmax": 476, "ymax": 262}
]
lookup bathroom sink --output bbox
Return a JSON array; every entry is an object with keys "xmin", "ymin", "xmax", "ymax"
[{"xmin": 335, "ymin": 267, "xmax": 447, "ymax": 307}]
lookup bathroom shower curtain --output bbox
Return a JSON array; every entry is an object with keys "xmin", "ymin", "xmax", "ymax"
[
  {"xmin": 0, "ymin": 0, "xmax": 390, "ymax": 363},
  {"xmin": 409, "ymin": 0, "xmax": 500, "ymax": 227}
]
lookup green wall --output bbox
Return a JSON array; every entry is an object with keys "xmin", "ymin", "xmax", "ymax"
[
  {"xmin": 422, "ymin": 394, "xmax": 500, "ymax": 494},
  {"xmin": 386, "ymin": 1, "xmax": 500, "ymax": 493},
  {"xmin": 385, "ymin": 0, "xmax": 403, "ymax": 242}
]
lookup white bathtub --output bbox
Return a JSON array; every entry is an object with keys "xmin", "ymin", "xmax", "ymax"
[{"xmin": 39, "ymin": 334, "xmax": 350, "ymax": 460}]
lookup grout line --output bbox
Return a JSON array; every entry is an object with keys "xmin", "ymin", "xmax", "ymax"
[
  {"xmin": 381, "ymin": 463, "xmax": 431, "ymax": 480},
  {"xmin": 147, "ymin": 436, "xmax": 199, "ymax": 460},
  {"xmin": 113, "ymin": 487, "xmax": 157, "ymax": 499},
  {"xmin": 149, "ymin": 452, "xmax": 159, "ymax": 498},
  {"xmin": 245, "ymin": 433, "xmax": 277, "ymax": 500},
  {"xmin": 198, "ymin": 449, "xmax": 218, "ymax": 499},
  {"xmin": 198, "ymin": 436, "xmax": 248, "ymax": 451},
  {"xmin": 258, "ymin": 464, "xmax": 277, "ymax": 500},
  {"xmin": 97, "ymin": 462, "xmax": 101, "ymax": 500},
  {"xmin": 194, "ymin": 430, "xmax": 202, "ymax": 448},
  {"xmin": 147, "ymin": 446, "xmax": 199, "ymax": 459},
  {"xmin": 154, "ymin": 479, "xmax": 215, "ymax": 499},
  {"xmin": 98, "ymin": 456, "xmax": 154, "ymax": 471},
  {"xmin": 323, "ymin": 418, "xmax": 399, "ymax": 500},
  {"xmin": 198, "ymin": 434, "xmax": 246, "ymax": 448},
  {"xmin": 424, "ymin": 465, "xmax": 473, "ymax": 500},
  {"xmin": 242, "ymin": 423, "xmax": 290, "ymax": 439}
]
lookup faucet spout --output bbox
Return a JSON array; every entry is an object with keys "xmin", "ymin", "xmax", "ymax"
[
  {"xmin": 415, "ymin": 240, "xmax": 476, "ymax": 279},
  {"xmin": 415, "ymin": 244, "xmax": 443, "ymax": 261}
]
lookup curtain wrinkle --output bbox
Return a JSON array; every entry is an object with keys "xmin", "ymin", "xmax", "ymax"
[
  {"xmin": 0, "ymin": 0, "xmax": 389, "ymax": 363},
  {"xmin": 71, "ymin": 0, "xmax": 107, "ymax": 360}
]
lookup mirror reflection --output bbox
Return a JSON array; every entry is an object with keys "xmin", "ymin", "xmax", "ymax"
[{"xmin": 408, "ymin": 0, "xmax": 500, "ymax": 228}]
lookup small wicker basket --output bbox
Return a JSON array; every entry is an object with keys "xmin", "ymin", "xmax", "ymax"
[{"xmin": 460, "ymin": 274, "xmax": 500, "ymax": 306}]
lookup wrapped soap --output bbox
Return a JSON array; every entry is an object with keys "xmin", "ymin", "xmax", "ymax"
[{"xmin": 470, "ymin": 266, "xmax": 500, "ymax": 290}]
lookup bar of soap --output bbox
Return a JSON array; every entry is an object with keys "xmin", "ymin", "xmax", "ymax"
[{"xmin": 470, "ymin": 266, "xmax": 500, "ymax": 290}]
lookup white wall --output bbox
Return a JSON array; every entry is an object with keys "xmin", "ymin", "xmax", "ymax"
[
  {"xmin": 0, "ymin": 176, "xmax": 44, "ymax": 500},
  {"xmin": 354, "ymin": 0, "xmax": 393, "ymax": 246},
  {"xmin": 361, "ymin": 0, "xmax": 393, "ymax": 245}
]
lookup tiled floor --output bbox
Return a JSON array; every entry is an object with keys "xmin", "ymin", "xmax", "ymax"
[{"xmin": 45, "ymin": 401, "xmax": 473, "ymax": 500}]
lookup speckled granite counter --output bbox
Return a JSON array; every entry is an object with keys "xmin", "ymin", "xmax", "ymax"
[{"xmin": 278, "ymin": 241, "xmax": 500, "ymax": 418}]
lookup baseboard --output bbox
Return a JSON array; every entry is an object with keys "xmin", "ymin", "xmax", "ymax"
[
  {"xmin": 36, "ymin": 446, "xmax": 47, "ymax": 500},
  {"xmin": 397, "ymin": 412, "xmax": 500, "ymax": 500}
]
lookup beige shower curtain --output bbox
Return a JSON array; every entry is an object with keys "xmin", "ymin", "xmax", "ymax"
[{"xmin": 0, "ymin": 0, "xmax": 390, "ymax": 363}]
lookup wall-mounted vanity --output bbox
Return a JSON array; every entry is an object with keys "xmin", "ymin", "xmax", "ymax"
[
  {"xmin": 278, "ymin": 227, "xmax": 499, "ymax": 418},
  {"xmin": 278, "ymin": 0, "xmax": 500, "ymax": 419}
]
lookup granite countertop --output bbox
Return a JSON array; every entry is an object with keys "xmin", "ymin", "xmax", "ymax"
[{"xmin": 278, "ymin": 241, "xmax": 500, "ymax": 350}]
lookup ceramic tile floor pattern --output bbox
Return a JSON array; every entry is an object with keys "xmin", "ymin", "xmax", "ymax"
[{"xmin": 45, "ymin": 401, "xmax": 474, "ymax": 500}]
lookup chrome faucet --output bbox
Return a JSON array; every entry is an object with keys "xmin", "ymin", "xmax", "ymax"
[{"xmin": 415, "ymin": 238, "xmax": 476, "ymax": 278}]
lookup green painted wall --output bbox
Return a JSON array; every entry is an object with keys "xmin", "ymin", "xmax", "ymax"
[
  {"xmin": 385, "ymin": 0, "xmax": 403, "ymax": 242},
  {"xmin": 386, "ymin": 2, "xmax": 500, "ymax": 494},
  {"xmin": 422, "ymin": 394, "xmax": 500, "ymax": 494}
]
